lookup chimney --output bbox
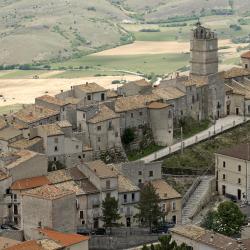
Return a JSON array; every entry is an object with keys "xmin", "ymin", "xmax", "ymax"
[
  {"xmin": 86, "ymin": 82, "xmax": 88, "ymax": 86},
  {"xmin": 61, "ymin": 89, "xmax": 63, "ymax": 93}
]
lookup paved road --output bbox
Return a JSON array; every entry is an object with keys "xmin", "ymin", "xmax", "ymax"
[{"xmin": 141, "ymin": 115, "xmax": 249, "ymax": 163}]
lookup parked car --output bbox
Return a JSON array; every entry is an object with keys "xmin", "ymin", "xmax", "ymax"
[
  {"xmin": 152, "ymin": 223, "xmax": 175, "ymax": 234},
  {"xmin": 91, "ymin": 228, "xmax": 106, "ymax": 235},
  {"xmin": 77, "ymin": 227, "xmax": 91, "ymax": 236}
]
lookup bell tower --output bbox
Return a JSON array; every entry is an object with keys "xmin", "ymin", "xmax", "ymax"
[{"xmin": 190, "ymin": 22, "xmax": 218, "ymax": 76}]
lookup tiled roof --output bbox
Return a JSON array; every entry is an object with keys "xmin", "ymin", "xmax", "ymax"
[
  {"xmin": 56, "ymin": 120, "xmax": 72, "ymax": 128},
  {"xmin": 107, "ymin": 90, "xmax": 118, "ymax": 98},
  {"xmin": 68, "ymin": 167, "xmax": 86, "ymax": 181},
  {"xmin": 4, "ymin": 240, "xmax": 45, "ymax": 250},
  {"xmin": 0, "ymin": 127, "xmax": 22, "ymax": 141},
  {"xmin": 224, "ymin": 67, "xmax": 250, "ymax": 79},
  {"xmin": 80, "ymin": 178, "xmax": 99, "ymax": 194},
  {"xmin": 115, "ymin": 94, "xmax": 160, "ymax": 112},
  {"xmin": 241, "ymin": 51, "xmax": 250, "ymax": 59},
  {"xmin": 74, "ymin": 82, "xmax": 107, "ymax": 93},
  {"xmin": 88, "ymin": 104, "xmax": 119, "ymax": 124},
  {"xmin": 37, "ymin": 239, "xmax": 62, "ymax": 250},
  {"xmin": 225, "ymin": 81, "xmax": 250, "ymax": 99},
  {"xmin": 54, "ymin": 181, "xmax": 84, "ymax": 196},
  {"xmin": 0, "ymin": 170, "xmax": 8, "ymax": 181},
  {"xmin": 0, "ymin": 236, "xmax": 20, "ymax": 249},
  {"xmin": 171, "ymin": 225, "xmax": 239, "ymax": 250},
  {"xmin": 126, "ymin": 79, "xmax": 151, "ymax": 87},
  {"xmin": 64, "ymin": 97, "xmax": 81, "ymax": 105},
  {"xmin": 38, "ymin": 124, "xmax": 64, "ymax": 137},
  {"xmin": 11, "ymin": 176, "xmax": 50, "ymax": 190},
  {"xmin": 147, "ymin": 101, "xmax": 170, "ymax": 109},
  {"xmin": 86, "ymin": 160, "xmax": 117, "ymax": 178},
  {"xmin": 47, "ymin": 169, "xmax": 73, "ymax": 184},
  {"xmin": 39, "ymin": 228, "xmax": 89, "ymax": 247},
  {"xmin": 9, "ymin": 137, "xmax": 42, "ymax": 150},
  {"xmin": 217, "ymin": 143, "xmax": 250, "ymax": 161},
  {"xmin": 23, "ymin": 184, "xmax": 74, "ymax": 200},
  {"xmin": 36, "ymin": 95, "xmax": 69, "ymax": 107},
  {"xmin": 0, "ymin": 118, "xmax": 7, "ymax": 130},
  {"xmin": 13, "ymin": 105, "xmax": 59, "ymax": 124},
  {"xmin": 150, "ymin": 179, "xmax": 181, "ymax": 200},
  {"xmin": 153, "ymin": 86, "xmax": 185, "ymax": 100},
  {"xmin": 183, "ymin": 75, "xmax": 208, "ymax": 87}
]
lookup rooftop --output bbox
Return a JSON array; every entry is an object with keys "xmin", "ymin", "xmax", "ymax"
[
  {"xmin": 115, "ymin": 94, "xmax": 160, "ymax": 112},
  {"xmin": 183, "ymin": 75, "xmax": 208, "ymax": 87},
  {"xmin": 147, "ymin": 101, "xmax": 170, "ymax": 109},
  {"xmin": 88, "ymin": 104, "xmax": 120, "ymax": 124},
  {"xmin": 126, "ymin": 79, "xmax": 151, "ymax": 87},
  {"xmin": 150, "ymin": 179, "xmax": 181, "ymax": 200},
  {"xmin": 224, "ymin": 67, "xmax": 250, "ymax": 79},
  {"xmin": 38, "ymin": 124, "xmax": 64, "ymax": 137},
  {"xmin": 74, "ymin": 82, "xmax": 107, "ymax": 93},
  {"xmin": 171, "ymin": 225, "xmax": 240, "ymax": 250},
  {"xmin": 0, "ymin": 236, "xmax": 20, "ymax": 250},
  {"xmin": 0, "ymin": 118, "xmax": 7, "ymax": 130},
  {"xmin": 36, "ymin": 239, "xmax": 62, "ymax": 250},
  {"xmin": 217, "ymin": 143, "xmax": 250, "ymax": 161},
  {"xmin": 36, "ymin": 95, "xmax": 69, "ymax": 107},
  {"xmin": 86, "ymin": 160, "xmax": 117, "ymax": 178},
  {"xmin": 13, "ymin": 105, "xmax": 59, "ymax": 124},
  {"xmin": 47, "ymin": 169, "xmax": 72, "ymax": 184},
  {"xmin": 64, "ymin": 97, "xmax": 81, "ymax": 105},
  {"xmin": 0, "ymin": 170, "xmax": 8, "ymax": 181},
  {"xmin": 9, "ymin": 137, "xmax": 42, "ymax": 150},
  {"xmin": 39, "ymin": 228, "xmax": 89, "ymax": 247},
  {"xmin": 56, "ymin": 120, "xmax": 72, "ymax": 128},
  {"xmin": 54, "ymin": 181, "xmax": 84, "ymax": 196},
  {"xmin": 0, "ymin": 127, "xmax": 22, "ymax": 141},
  {"xmin": 153, "ymin": 86, "xmax": 185, "ymax": 100},
  {"xmin": 11, "ymin": 176, "xmax": 50, "ymax": 190},
  {"xmin": 4, "ymin": 240, "xmax": 45, "ymax": 250},
  {"xmin": 68, "ymin": 167, "xmax": 86, "ymax": 181},
  {"xmin": 80, "ymin": 178, "xmax": 99, "ymax": 194},
  {"xmin": 23, "ymin": 184, "xmax": 74, "ymax": 200},
  {"xmin": 241, "ymin": 51, "xmax": 250, "ymax": 59},
  {"xmin": 107, "ymin": 90, "xmax": 118, "ymax": 98}
]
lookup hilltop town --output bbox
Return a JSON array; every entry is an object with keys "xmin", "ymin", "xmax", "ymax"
[{"xmin": 2, "ymin": 22, "xmax": 250, "ymax": 250}]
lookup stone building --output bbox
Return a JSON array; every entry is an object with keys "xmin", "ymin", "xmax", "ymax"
[
  {"xmin": 241, "ymin": 51, "xmax": 250, "ymax": 69},
  {"xmin": 117, "ymin": 79, "xmax": 152, "ymax": 97},
  {"xmin": 215, "ymin": 143, "xmax": 250, "ymax": 202},
  {"xmin": 21, "ymin": 185, "xmax": 76, "ymax": 239},
  {"xmin": 0, "ymin": 127, "xmax": 23, "ymax": 152}
]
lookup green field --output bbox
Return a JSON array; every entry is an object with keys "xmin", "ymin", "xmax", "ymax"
[
  {"xmin": 0, "ymin": 104, "xmax": 23, "ymax": 115},
  {"xmin": 52, "ymin": 53, "xmax": 190, "ymax": 75}
]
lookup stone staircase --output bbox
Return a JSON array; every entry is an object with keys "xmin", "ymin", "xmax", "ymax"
[{"xmin": 182, "ymin": 175, "xmax": 215, "ymax": 224}]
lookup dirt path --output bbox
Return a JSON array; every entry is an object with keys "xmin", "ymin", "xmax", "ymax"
[{"xmin": 0, "ymin": 75, "xmax": 141, "ymax": 107}]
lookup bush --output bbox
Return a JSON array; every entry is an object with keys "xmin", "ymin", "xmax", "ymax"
[{"xmin": 122, "ymin": 128, "xmax": 135, "ymax": 145}]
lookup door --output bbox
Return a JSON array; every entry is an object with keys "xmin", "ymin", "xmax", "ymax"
[
  {"xmin": 236, "ymin": 108, "xmax": 239, "ymax": 116},
  {"xmin": 172, "ymin": 215, "xmax": 177, "ymax": 224},
  {"xmin": 227, "ymin": 104, "xmax": 230, "ymax": 115},
  {"xmin": 238, "ymin": 189, "xmax": 242, "ymax": 200},
  {"xmin": 126, "ymin": 217, "xmax": 131, "ymax": 227},
  {"xmin": 222, "ymin": 185, "xmax": 226, "ymax": 195},
  {"xmin": 217, "ymin": 110, "xmax": 220, "ymax": 119},
  {"xmin": 94, "ymin": 218, "xmax": 99, "ymax": 229}
]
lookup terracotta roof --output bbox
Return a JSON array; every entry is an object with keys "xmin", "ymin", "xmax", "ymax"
[
  {"xmin": 241, "ymin": 51, "xmax": 250, "ymax": 59},
  {"xmin": 170, "ymin": 225, "xmax": 239, "ymax": 250},
  {"xmin": 36, "ymin": 239, "xmax": 62, "ymax": 250},
  {"xmin": 11, "ymin": 176, "xmax": 50, "ymax": 190},
  {"xmin": 115, "ymin": 94, "xmax": 160, "ymax": 112},
  {"xmin": 153, "ymin": 87, "xmax": 185, "ymax": 100},
  {"xmin": 47, "ymin": 169, "xmax": 72, "ymax": 184},
  {"xmin": 68, "ymin": 167, "xmax": 86, "ymax": 181},
  {"xmin": 74, "ymin": 82, "xmax": 107, "ymax": 93},
  {"xmin": 4, "ymin": 240, "xmax": 45, "ymax": 250},
  {"xmin": 38, "ymin": 124, "xmax": 64, "ymax": 137},
  {"xmin": 0, "ymin": 127, "xmax": 22, "ymax": 141},
  {"xmin": 13, "ymin": 105, "xmax": 59, "ymax": 124},
  {"xmin": 0, "ymin": 118, "xmax": 7, "ymax": 130},
  {"xmin": 150, "ymin": 179, "xmax": 181, "ymax": 200},
  {"xmin": 226, "ymin": 81, "xmax": 250, "ymax": 99},
  {"xmin": 147, "ymin": 101, "xmax": 170, "ymax": 109},
  {"xmin": 88, "ymin": 104, "xmax": 119, "ymax": 123},
  {"xmin": 39, "ymin": 228, "xmax": 89, "ymax": 247},
  {"xmin": 0, "ymin": 236, "xmax": 20, "ymax": 249},
  {"xmin": 54, "ymin": 181, "xmax": 84, "ymax": 196},
  {"xmin": 224, "ymin": 67, "xmax": 250, "ymax": 79},
  {"xmin": 127, "ymin": 79, "xmax": 151, "ymax": 87},
  {"xmin": 80, "ymin": 178, "xmax": 99, "ymax": 194},
  {"xmin": 86, "ymin": 160, "xmax": 117, "ymax": 178},
  {"xmin": 183, "ymin": 75, "xmax": 208, "ymax": 87},
  {"xmin": 9, "ymin": 137, "xmax": 42, "ymax": 150},
  {"xmin": 36, "ymin": 95, "xmax": 69, "ymax": 107},
  {"xmin": 217, "ymin": 143, "xmax": 250, "ymax": 161},
  {"xmin": 64, "ymin": 97, "xmax": 81, "ymax": 105},
  {"xmin": 107, "ymin": 90, "xmax": 118, "ymax": 98},
  {"xmin": 56, "ymin": 120, "xmax": 72, "ymax": 128},
  {"xmin": 0, "ymin": 170, "xmax": 8, "ymax": 181},
  {"xmin": 23, "ymin": 184, "xmax": 74, "ymax": 200}
]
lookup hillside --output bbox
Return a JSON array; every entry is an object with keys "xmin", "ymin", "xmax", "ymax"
[{"xmin": 1, "ymin": 0, "xmax": 250, "ymax": 66}]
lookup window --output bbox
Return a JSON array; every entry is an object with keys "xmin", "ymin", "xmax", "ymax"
[
  {"xmin": 76, "ymin": 145, "xmax": 79, "ymax": 149},
  {"xmin": 162, "ymin": 203, "xmax": 166, "ymax": 212},
  {"xmin": 106, "ymin": 193, "xmax": 111, "ymax": 198},
  {"xmin": 123, "ymin": 194, "xmax": 127, "ymax": 203},
  {"xmin": 172, "ymin": 201, "xmax": 176, "ymax": 211},
  {"xmin": 83, "ymin": 113, "xmax": 86, "ymax": 119},
  {"xmin": 78, "ymin": 156, "xmax": 82, "ymax": 159},
  {"xmin": 54, "ymin": 146, "xmax": 58, "ymax": 152},
  {"xmin": 149, "ymin": 171, "xmax": 154, "ymax": 177},
  {"xmin": 223, "ymin": 161, "xmax": 226, "ymax": 168},
  {"xmin": 131, "ymin": 113, "xmax": 134, "ymax": 118},
  {"xmin": 106, "ymin": 180, "xmax": 111, "ymax": 189},
  {"xmin": 53, "ymin": 157, "xmax": 57, "ymax": 162},
  {"xmin": 238, "ymin": 178, "xmax": 241, "ymax": 184},
  {"xmin": 80, "ymin": 210, "xmax": 84, "ymax": 219},
  {"xmin": 138, "ymin": 171, "xmax": 142, "ymax": 176},
  {"xmin": 14, "ymin": 205, "xmax": 18, "ymax": 215},
  {"xmin": 138, "ymin": 179, "xmax": 142, "ymax": 184},
  {"xmin": 180, "ymin": 110, "xmax": 183, "ymax": 116},
  {"xmin": 82, "ymin": 154, "xmax": 85, "ymax": 158},
  {"xmin": 115, "ymin": 132, "xmax": 119, "ymax": 137},
  {"xmin": 97, "ymin": 126, "xmax": 101, "ymax": 131},
  {"xmin": 81, "ymin": 220, "xmax": 85, "ymax": 225},
  {"xmin": 168, "ymin": 111, "xmax": 172, "ymax": 118},
  {"xmin": 108, "ymin": 121, "xmax": 112, "ymax": 129},
  {"xmin": 132, "ymin": 193, "xmax": 135, "ymax": 202},
  {"xmin": 238, "ymin": 165, "xmax": 241, "ymax": 172},
  {"xmin": 245, "ymin": 64, "xmax": 248, "ymax": 69},
  {"xmin": 87, "ymin": 95, "xmax": 91, "ymax": 100},
  {"xmin": 54, "ymin": 137, "xmax": 58, "ymax": 143},
  {"xmin": 192, "ymin": 95, "xmax": 195, "ymax": 104},
  {"xmin": 13, "ymin": 194, "xmax": 17, "ymax": 201},
  {"xmin": 139, "ymin": 111, "xmax": 143, "ymax": 116},
  {"xmin": 223, "ymin": 174, "xmax": 226, "ymax": 180},
  {"xmin": 101, "ymin": 93, "xmax": 105, "ymax": 101},
  {"xmin": 98, "ymin": 137, "xmax": 101, "ymax": 142}
]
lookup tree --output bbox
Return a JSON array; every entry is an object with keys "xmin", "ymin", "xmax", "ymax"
[
  {"xmin": 201, "ymin": 201, "xmax": 246, "ymax": 236},
  {"xmin": 141, "ymin": 235, "xmax": 190, "ymax": 250},
  {"xmin": 135, "ymin": 182, "xmax": 163, "ymax": 231},
  {"xmin": 122, "ymin": 128, "xmax": 135, "ymax": 145},
  {"xmin": 101, "ymin": 196, "xmax": 121, "ymax": 230}
]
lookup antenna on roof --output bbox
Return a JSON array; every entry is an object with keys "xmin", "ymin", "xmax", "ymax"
[{"xmin": 196, "ymin": 18, "xmax": 201, "ymax": 27}]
